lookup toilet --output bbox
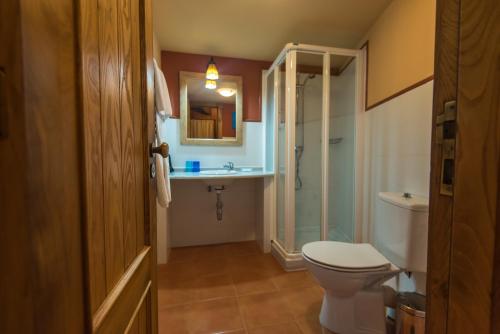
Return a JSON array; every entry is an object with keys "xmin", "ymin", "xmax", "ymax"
[{"xmin": 303, "ymin": 192, "xmax": 429, "ymax": 334}]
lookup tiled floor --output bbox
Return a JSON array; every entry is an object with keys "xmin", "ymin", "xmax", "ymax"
[{"xmin": 157, "ymin": 241, "xmax": 335, "ymax": 334}]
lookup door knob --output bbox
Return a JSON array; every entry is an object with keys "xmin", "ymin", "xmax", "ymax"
[{"xmin": 149, "ymin": 142, "xmax": 169, "ymax": 158}]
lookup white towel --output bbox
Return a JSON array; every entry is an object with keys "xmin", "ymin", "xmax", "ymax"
[
  {"xmin": 155, "ymin": 136, "xmax": 171, "ymax": 208},
  {"xmin": 153, "ymin": 58, "xmax": 173, "ymax": 117}
]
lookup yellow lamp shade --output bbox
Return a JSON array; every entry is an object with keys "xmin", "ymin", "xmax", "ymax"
[
  {"xmin": 206, "ymin": 57, "xmax": 219, "ymax": 80},
  {"xmin": 205, "ymin": 79, "xmax": 217, "ymax": 90}
]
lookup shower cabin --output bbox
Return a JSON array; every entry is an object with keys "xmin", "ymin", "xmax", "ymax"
[{"xmin": 263, "ymin": 43, "xmax": 366, "ymax": 270}]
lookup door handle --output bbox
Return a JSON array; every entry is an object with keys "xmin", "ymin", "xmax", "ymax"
[{"xmin": 149, "ymin": 142, "xmax": 169, "ymax": 158}]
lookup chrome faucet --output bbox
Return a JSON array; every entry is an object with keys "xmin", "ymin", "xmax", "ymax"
[{"xmin": 223, "ymin": 161, "xmax": 235, "ymax": 170}]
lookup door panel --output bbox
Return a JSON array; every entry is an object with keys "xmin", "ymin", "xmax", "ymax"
[
  {"xmin": 80, "ymin": 0, "xmax": 107, "ymax": 314},
  {"xmin": 427, "ymin": 0, "xmax": 500, "ymax": 332},
  {"xmin": 80, "ymin": 0, "xmax": 156, "ymax": 332},
  {"xmin": 425, "ymin": 0, "xmax": 459, "ymax": 332},
  {"xmin": 447, "ymin": 0, "xmax": 500, "ymax": 332},
  {"xmin": 0, "ymin": 0, "xmax": 87, "ymax": 332}
]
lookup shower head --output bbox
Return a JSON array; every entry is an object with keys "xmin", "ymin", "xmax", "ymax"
[{"xmin": 296, "ymin": 73, "xmax": 316, "ymax": 88}]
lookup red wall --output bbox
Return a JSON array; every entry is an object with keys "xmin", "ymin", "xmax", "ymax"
[{"xmin": 161, "ymin": 51, "xmax": 271, "ymax": 122}]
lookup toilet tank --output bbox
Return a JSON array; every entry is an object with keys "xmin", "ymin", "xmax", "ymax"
[{"xmin": 374, "ymin": 192, "xmax": 429, "ymax": 273}]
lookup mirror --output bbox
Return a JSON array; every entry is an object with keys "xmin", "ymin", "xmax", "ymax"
[{"xmin": 180, "ymin": 71, "xmax": 243, "ymax": 146}]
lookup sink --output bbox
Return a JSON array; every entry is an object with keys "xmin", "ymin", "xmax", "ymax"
[
  {"xmin": 199, "ymin": 169, "xmax": 238, "ymax": 186},
  {"xmin": 199, "ymin": 169, "xmax": 238, "ymax": 176}
]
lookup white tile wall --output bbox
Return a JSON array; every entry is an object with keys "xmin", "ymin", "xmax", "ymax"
[
  {"xmin": 362, "ymin": 80, "xmax": 433, "ymax": 294},
  {"xmin": 160, "ymin": 118, "xmax": 264, "ymax": 169},
  {"xmin": 169, "ymin": 178, "xmax": 261, "ymax": 247}
]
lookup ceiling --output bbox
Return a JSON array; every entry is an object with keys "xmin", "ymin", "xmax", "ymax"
[
  {"xmin": 153, "ymin": 0, "xmax": 392, "ymax": 62},
  {"xmin": 188, "ymin": 78, "xmax": 237, "ymax": 105}
]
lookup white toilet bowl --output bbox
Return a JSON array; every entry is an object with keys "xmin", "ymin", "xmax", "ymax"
[{"xmin": 303, "ymin": 241, "xmax": 400, "ymax": 334}]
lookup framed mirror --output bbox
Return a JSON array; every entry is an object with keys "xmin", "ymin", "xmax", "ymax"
[{"xmin": 180, "ymin": 71, "xmax": 243, "ymax": 146}]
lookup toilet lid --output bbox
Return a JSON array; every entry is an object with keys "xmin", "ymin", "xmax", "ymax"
[{"xmin": 302, "ymin": 241, "xmax": 391, "ymax": 271}]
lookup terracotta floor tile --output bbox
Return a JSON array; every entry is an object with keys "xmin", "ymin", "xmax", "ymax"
[
  {"xmin": 188, "ymin": 298, "xmax": 244, "ymax": 334},
  {"xmin": 295, "ymin": 315, "xmax": 337, "ymax": 334},
  {"xmin": 280, "ymin": 286, "xmax": 324, "ymax": 317},
  {"xmin": 247, "ymin": 323, "xmax": 302, "ymax": 334},
  {"xmin": 158, "ymin": 242, "xmax": 329, "ymax": 334},
  {"xmin": 169, "ymin": 246, "xmax": 201, "ymax": 263},
  {"xmin": 194, "ymin": 273, "xmax": 236, "ymax": 301},
  {"xmin": 271, "ymin": 270, "xmax": 318, "ymax": 290},
  {"xmin": 194, "ymin": 258, "xmax": 231, "ymax": 277},
  {"xmin": 224, "ymin": 241, "xmax": 261, "ymax": 257},
  {"xmin": 238, "ymin": 291, "xmax": 294, "ymax": 329},
  {"xmin": 158, "ymin": 280, "xmax": 196, "ymax": 309},
  {"xmin": 158, "ymin": 304, "xmax": 191, "ymax": 334},
  {"xmin": 231, "ymin": 270, "xmax": 277, "ymax": 296},
  {"xmin": 160, "ymin": 261, "xmax": 202, "ymax": 282},
  {"xmin": 228, "ymin": 254, "xmax": 283, "ymax": 278},
  {"xmin": 194, "ymin": 244, "xmax": 228, "ymax": 262},
  {"xmin": 159, "ymin": 298, "xmax": 244, "ymax": 334}
]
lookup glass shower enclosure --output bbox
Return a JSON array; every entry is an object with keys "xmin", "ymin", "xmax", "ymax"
[{"xmin": 264, "ymin": 43, "xmax": 365, "ymax": 270}]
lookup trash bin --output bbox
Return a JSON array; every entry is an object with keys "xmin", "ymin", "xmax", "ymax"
[{"xmin": 396, "ymin": 292, "xmax": 426, "ymax": 334}]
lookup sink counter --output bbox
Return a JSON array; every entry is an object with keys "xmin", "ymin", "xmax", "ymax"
[{"xmin": 170, "ymin": 169, "xmax": 274, "ymax": 180}]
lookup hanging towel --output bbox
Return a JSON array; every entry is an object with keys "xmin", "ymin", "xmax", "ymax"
[
  {"xmin": 153, "ymin": 58, "xmax": 173, "ymax": 117},
  {"xmin": 155, "ymin": 136, "xmax": 172, "ymax": 208}
]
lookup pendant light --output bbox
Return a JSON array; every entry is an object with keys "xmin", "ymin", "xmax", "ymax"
[
  {"xmin": 205, "ymin": 57, "xmax": 219, "ymax": 80},
  {"xmin": 205, "ymin": 79, "xmax": 217, "ymax": 90},
  {"xmin": 217, "ymin": 87, "xmax": 236, "ymax": 97}
]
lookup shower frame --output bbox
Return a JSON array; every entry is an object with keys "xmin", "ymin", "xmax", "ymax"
[{"xmin": 264, "ymin": 43, "xmax": 366, "ymax": 270}]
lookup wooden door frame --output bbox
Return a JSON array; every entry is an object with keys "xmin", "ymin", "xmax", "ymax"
[
  {"xmin": 425, "ymin": 0, "xmax": 459, "ymax": 331},
  {"xmin": 0, "ymin": 0, "xmax": 87, "ymax": 332},
  {"xmin": 426, "ymin": 0, "xmax": 500, "ymax": 332},
  {"xmin": 140, "ymin": 0, "xmax": 159, "ymax": 332}
]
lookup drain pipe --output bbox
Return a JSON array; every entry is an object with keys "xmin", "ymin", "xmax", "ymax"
[{"xmin": 208, "ymin": 185, "xmax": 225, "ymax": 223}]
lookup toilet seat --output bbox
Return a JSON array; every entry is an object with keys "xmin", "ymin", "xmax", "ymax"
[{"xmin": 302, "ymin": 241, "xmax": 391, "ymax": 272}]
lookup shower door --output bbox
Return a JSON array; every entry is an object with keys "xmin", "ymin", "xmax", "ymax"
[
  {"xmin": 268, "ymin": 44, "xmax": 364, "ymax": 258},
  {"xmin": 328, "ymin": 54, "xmax": 358, "ymax": 243},
  {"xmin": 276, "ymin": 61, "xmax": 286, "ymax": 245},
  {"xmin": 293, "ymin": 52, "xmax": 326, "ymax": 251}
]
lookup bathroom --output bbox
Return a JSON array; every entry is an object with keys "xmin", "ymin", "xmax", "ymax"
[
  {"xmin": 154, "ymin": 0, "xmax": 434, "ymax": 333},
  {"xmin": 4, "ymin": 0, "xmax": 499, "ymax": 331}
]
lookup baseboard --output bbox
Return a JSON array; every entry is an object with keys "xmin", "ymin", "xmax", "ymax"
[{"xmin": 271, "ymin": 240, "xmax": 305, "ymax": 271}]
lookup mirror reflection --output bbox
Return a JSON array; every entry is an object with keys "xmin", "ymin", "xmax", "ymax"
[{"xmin": 180, "ymin": 72, "xmax": 243, "ymax": 146}]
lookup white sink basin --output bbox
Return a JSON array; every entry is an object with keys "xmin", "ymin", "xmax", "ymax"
[{"xmin": 199, "ymin": 169, "xmax": 238, "ymax": 176}]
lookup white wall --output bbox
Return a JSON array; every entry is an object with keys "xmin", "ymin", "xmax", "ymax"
[
  {"xmin": 162, "ymin": 119, "xmax": 264, "ymax": 169},
  {"xmin": 169, "ymin": 178, "xmax": 262, "ymax": 247},
  {"xmin": 362, "ymin": 80, "xmax": 433, "ymax": 294}
]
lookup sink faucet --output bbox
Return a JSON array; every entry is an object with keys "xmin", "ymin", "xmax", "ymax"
[{"xmin": 223, "ymin": 161, "xmax": 234, "ymax": 170}]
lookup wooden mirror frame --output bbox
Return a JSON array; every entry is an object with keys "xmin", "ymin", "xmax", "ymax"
[{"xmin": 179, "ymin": 71, "xmax": 243, "ymax": 146}]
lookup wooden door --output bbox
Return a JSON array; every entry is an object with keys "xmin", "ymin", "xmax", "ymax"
[
  {"xmin": 426, "ymin": 0, "xmax": 500, "ymax": 332},
  {"xmin": 0, "ymin": 0, "xmax": 87, "ymax": 333},
  {"xmin": 79, "ymin": 0, "xmax": 158, "ymax": 333}
]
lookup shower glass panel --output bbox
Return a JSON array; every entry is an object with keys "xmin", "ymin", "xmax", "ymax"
[
  {"xmin": 276, "ymin": 62, "xmax": 286, "ymax": 245},
  {"xmin": 266, "ymin": 44, "xmax": 363, "ymax": 268},
  {"xmin": 294, "ymin": 52, "xmax": 324, "ymax": 251},
  {"xmin": 328, "ymin": 55, "xmax": 357, "ymax": 242}
]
